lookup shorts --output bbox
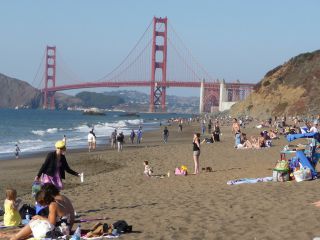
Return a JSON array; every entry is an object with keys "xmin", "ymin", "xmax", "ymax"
[{"xmin": 193, "ymin": 150, "xmax": 200, "ymax": 156}]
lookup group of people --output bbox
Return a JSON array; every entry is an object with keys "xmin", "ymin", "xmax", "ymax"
[
  {"xmin": 110, "ymin": 128, "xmax": 143, "ymax": 152},
  {"xmin": 5, "ymin": 183, "xmax": 75, "ymax": 240},
  {"xmin": 3, "ymin": 140, "xmax": 79, "ymax": 239}
]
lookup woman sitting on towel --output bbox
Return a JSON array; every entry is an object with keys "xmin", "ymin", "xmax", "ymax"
[{"xmin": 10, "ymin": 184, "xmax": 75, "ymax": 240}]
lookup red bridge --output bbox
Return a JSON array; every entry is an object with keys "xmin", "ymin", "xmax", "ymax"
[{"xmin": 38, "ymin": 17, "xmax": 255, "ymax": 113}]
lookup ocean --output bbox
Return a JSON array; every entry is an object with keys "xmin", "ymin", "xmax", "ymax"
[{"xmin": 0, "ymin": 109, "xmax": 192, "ymax": 159}]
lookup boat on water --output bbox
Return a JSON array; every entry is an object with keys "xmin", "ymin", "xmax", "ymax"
[
  {"xmin": 83, "ymin": 108, "xmax": 106, "ymax": 116},
  {"xmin": 122, "ymin": 112, "xmax": 140, "ymax": 117}
]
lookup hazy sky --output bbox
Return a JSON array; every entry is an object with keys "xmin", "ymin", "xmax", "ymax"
[{"xmin": 0, "ymin": 0, "xmax": 319, "ymax": 96}]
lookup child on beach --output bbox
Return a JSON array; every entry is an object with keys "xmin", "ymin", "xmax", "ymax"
[
  {"xmin": 144, "ymin": 161, "xmax": 153, "ymax": 177},
  {"xmin": 3, "ymin": 188, "xmax": 21, "ymax": 226}
]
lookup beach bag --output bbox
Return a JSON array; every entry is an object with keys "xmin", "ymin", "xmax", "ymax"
[
  {"xmin": 272, "ymin": 170, "xmax": 289, "ymax": 182},
  {"xmin": 175, "ymin": 166, "xmax": 187, "ymax": 176},
  {"xmin": 274, "ymin": 160, "xmax": 289, "ymax": 171},
  {"xmin": 32, "ymin": 181, "xmax": 42, "ymax": 197},
  {"xmin": 293, "ymin": 167, "xmax": 312, "ymax": 182},
  {"xmin": 19, "ymin": 204, "xmax": 36, "ymax": 219}
]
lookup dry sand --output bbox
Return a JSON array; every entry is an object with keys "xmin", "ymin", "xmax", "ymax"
[{"xmin": 1, "ymin": 122, "xmax": 320, "ymax": 240}]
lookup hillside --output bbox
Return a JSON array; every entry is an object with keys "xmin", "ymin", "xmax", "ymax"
[
  {"xmin": 76, "ymin": 91, "xmax": 124, "ymax": 108},
  {"xmin": 0, "ymin": 73, "xmax": 42, "ymax": 108},
  {"xmin": 231, "ymin": 50, "xmax": 320, "ymax": 118},
  {"xmin": 103, "ymin": 90, "xmax": 199, "ymax": 113},
  {"xmin": 0, "ymin": 73, "xmax": 83, "ymax": 109}
]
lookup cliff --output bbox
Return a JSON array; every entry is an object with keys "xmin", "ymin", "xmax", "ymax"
[
  {"xmin": 0, "ymin": 73, "xmax": 42, "ymax": 108},
  {"xmin": 231, "ymin": 50, "xmax": 320, "ymax": 118}
]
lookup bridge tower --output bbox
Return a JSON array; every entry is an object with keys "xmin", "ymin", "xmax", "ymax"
[
  {"xmin": 149, "ymin": 17, "xmax": 167, "ymax": 112},
  {"xmin": 43, "ymin": 46, "xmax": 56, "ymax": 109}
]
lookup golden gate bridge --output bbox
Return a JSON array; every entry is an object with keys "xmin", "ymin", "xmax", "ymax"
[{"xmin": 34, "ymin": 17, "xmax": 255, "ymax": 113}]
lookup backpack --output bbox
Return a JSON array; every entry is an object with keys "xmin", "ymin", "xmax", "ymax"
[
  {"xmin": 112, "ymin": 220, "xmax": 132, "ymax": 233},
  {"xmin": 19, "ymin": 204, "xmax": 36, "ymax": 219}
]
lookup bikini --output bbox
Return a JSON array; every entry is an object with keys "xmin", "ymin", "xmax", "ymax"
[{"xmin": 55, "ymin": 200, "xmax": 71, "ymax": 227}]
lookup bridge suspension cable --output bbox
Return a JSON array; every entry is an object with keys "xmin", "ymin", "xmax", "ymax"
[{"xmin": 95, "ymin": 19, "xmax": 154, "ymax": 83}]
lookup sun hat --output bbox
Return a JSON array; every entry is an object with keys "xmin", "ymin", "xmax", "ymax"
[{"xmin": 55, "ymin": 140, "xmax": 66, "ymax": 149}]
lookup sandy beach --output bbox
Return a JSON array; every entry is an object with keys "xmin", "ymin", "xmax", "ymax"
[{"xmin": 1, "ymin": 121, "xmax": 320, "ymax": 240}]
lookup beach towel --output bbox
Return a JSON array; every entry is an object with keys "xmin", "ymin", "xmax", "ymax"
[
  {"xmin": 286, "ymin": 132, "xmax": 317, "ymax": 142},
  {"xmin": 227, "ymin": 177, "xmax": 273, "ymax": 185}
]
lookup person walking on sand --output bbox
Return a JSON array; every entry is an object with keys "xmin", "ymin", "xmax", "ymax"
[
  {"xmin": 192, "ymin": 133, "xmax": 201, "ymax": 174},
  {"xmin": 14, "ymin": 144, "xmax": 21, "ymax": 159},
  {"xmin": 34, "ymin": 140, "xmax": 81, "ymax": 190},
  {"xmin": 163, "ymin": 126, "xmax": 169, "ymax": 143}
]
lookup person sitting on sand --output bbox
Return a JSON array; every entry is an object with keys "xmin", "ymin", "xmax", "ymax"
[
  {"xmin": 41, "ymin": 183, "xmax": 75, "ymax": 230},
  {"xmin": 236, "ymin": 133, "xmax": 253, "ymax": 149},
  {"xmin": 201, "ymin": 134, "xmax": 214, "ymax": 144},
  {"xmin": 10, "ymin": 185, "xmax": 75, "ymax": 240},
  {"xmin": 268, "ymin": 129, "xmax": 279, "ymax": 139},
  {"xmin": 144, "ymin": 161, "xmax": 153, "ymax": 177},
  {"xmin": 4, "ymin": 188, "xmax": 21, "ymax": 227}
]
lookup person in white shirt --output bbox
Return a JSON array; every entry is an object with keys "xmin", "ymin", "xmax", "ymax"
[
  {"xmin": 87, "ymin": 131, "xmax": 95, "ymax": 152},
  {"xmin": 310, "ymin": 121, "xmax": 319, "ymax": 133}
]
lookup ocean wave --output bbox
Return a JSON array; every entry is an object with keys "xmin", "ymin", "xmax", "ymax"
[
  {"xmin": 18, "ymin": 139, "xmax": 43, "ymax": 144},
  {"xmin": 47, "ymin": 128, "xmax": 58, "ymax": 134},
  {"xmin": 74, "ymin": 124, "xmax": 91, "ymax": 132},
  {"xmin": 127, "ymin": 119, "xmax": 143, "ymax": 125},
  {"xmin": 31, "ymin": 130, "xmax": 46, "ymax": 136}
]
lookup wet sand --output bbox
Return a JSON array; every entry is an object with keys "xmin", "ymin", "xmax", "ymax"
[{"xmin": 1, "ymin": 121, "xmax": 320, "ymax": 240}]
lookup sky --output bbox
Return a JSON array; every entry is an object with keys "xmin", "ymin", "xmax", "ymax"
[{"xmin": 0, "ymin": 0, "xmax": 319, "ymax": 97}]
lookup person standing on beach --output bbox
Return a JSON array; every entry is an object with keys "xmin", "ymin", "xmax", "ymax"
[
  {"xmin": 62, "ymin": 135, "xmax": 67, "ymax": 146},
  {"xmin": 232, "ymin": 118, "xmax": 241, "ymax": 147},
  {"xmin": 91, "ymin": 128, "xmax": 97, "ymax": 150},
  {"xmin": 137, "ymin": 129, "xmax": 142, "ymax": 144},
  {"xmin": 179, "ymin": 121, "xmax": 183, "ymax": 132},
  {"xmin": 130, "ymin": 129, "xmax": 135, "ymax": 144},
  {"xmin": 201, "ymin": 122, "xmax": 206, "ymax": 135},
  {"xmin": 192, "ymin": 133, "xmax": 201, "ymax": 174},
  {"xmin": 14, "ymin": 144, "xmax": 21, "ymax": 159},
  {"xmin": 34, "ymin": 140, "xmax": 80, "ymax": 190},
  {"xmin": 88, "ymin": 130, "xmax": 95, "ymax": 152},
  {"xmin": 163, "ymin": 126, "xmax": 169, "ymax": 143},
  {"xmin": 213, "ymin": 122, "xmax": 221, "ymax": 142},
  {"xmin": 110, "ymin": 129, "xmax": 117, "ymax": 149},
  {"xmin": 117, "ymin": 132, "xmax": 125, "ymax": 152}
]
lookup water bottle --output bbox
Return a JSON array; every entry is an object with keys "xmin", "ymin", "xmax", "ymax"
[
  {"xmin": 25, "ymin": 209, "xmax": 30, "ymax": 223},
  {"xmin": 71, "ymin": 225, "xmax": 81, "ymax": 240}
]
